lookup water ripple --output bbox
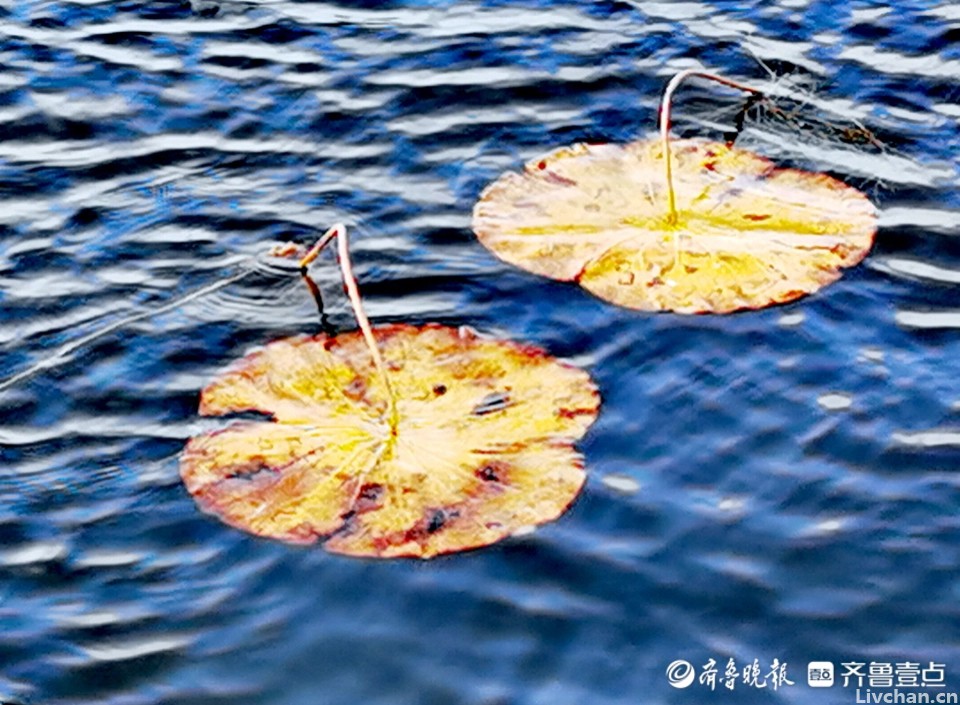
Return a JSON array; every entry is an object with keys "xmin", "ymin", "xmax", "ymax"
[{"xmin": 1, "ymin": 1, "xmax": 958, "ymax": 704}]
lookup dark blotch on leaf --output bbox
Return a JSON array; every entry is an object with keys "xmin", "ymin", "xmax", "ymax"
[
  {"xmin": 226, "ymin": 462, "xmax": 276, "ymax": 482},
  {"xmin": 472, "ymin": 392, "xmax": 512, "ymax": 416},
  {"xmin": 427, "ymin": 509, "xmax": 460, "ymax": 534},
  {"xmin": 342, "ymin": 483, "xmax": 385, "ymax": 523},
  {"xmin": 356, "ymin": 483, "xmax": 384, "ymax": 512},
  {"xmin": 477, "ymin": 465, "xmax": 501, "ymax": 482},
  {"xmin": 475, "ymin": 460, "xmax": 510, "ymax": 484},
  {"xmin": 433, "ymin": 384, "xmax": 447, "ymax": 396},
  {"xmin": 427, "ymin": 510, "xmax": 446, "ymax": 533}
]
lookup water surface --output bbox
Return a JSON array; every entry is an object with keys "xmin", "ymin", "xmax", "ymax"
[{"xmin": 1, "ymin": 1, "xmax": 959, "ymax": 703}]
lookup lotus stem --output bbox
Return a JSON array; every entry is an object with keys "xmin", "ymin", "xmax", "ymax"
[
  {"xmin": 659, "ymin": 69, "xmax": 763, "ymax": 224},
  {"xmin": 300, "ymin": 224, "xmax": 399, "ymax": 431}
]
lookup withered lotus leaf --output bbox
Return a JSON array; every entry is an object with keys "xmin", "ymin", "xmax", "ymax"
[
  {"xmin": 472, "ymin": 138, "xmax": 876, "ymax": 313},
  {"xmin": 180, "ymin": 324, "xmax": 599, "ymax": 558}
]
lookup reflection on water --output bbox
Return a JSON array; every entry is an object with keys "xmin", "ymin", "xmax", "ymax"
[{"xmin": 0, "ymin": 1, "xmax": 959, "ymax": 703}]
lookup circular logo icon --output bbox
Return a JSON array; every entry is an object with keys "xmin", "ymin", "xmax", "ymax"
[{"xmin": 666, "ymin": 660, "xmax": 695, "ymax": 689}]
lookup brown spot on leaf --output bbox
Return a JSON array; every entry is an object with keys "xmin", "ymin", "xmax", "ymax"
[
  {"xmin": 225, "ymin": 462, "xmax": 276, "ymax": 482},
  {"xmin": 344, "ymin": 376, "xmax": 366, "ymax": 401},
  {"xmin": 558, "ymin": 407, "xmax": 596, "ymax": 420},
  {"xmin": 476, "ymin": 460, "xmax": 510, "ymax": 483},
  {"xmin": 542, "ymin": 170, "xmax": 578, "ymax": 187},
  {"xmin": 356, "ymin": 483, "xmax": 384, "ymax": 513}
]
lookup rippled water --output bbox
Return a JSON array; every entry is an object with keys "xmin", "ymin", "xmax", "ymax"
[{"xmin": 1, "ymin": 1, "xmax": 959, "ymax": 703}]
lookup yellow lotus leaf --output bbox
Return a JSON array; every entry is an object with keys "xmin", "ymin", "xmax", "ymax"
[
  {"xmin": 180, "ymin": 324, "xmax": 599, "ymax": 558},
  {"xmin": 472, "ymin": 138, "xmax": 877, "ymax": 313}
]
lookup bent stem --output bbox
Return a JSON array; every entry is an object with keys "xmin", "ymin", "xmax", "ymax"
[
  {"xmin": 300, "ymin": 224, "xmax": 399, "ymax": 432},
  {"xmin": 300, "ymin": 271, "xmax": 336, "ymax": 337},
  {"xmin": 659, "ymin": 69, "xmax": 763, "ymax": 225}
]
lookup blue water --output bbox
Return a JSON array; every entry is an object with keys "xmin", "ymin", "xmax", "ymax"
[{"xmin": 1, "ymin": 1, "xmax": 959, "ymax": 703}]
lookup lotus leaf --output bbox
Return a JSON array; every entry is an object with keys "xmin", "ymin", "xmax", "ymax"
[
  {"xmin": 473, "ymin": 138, "xmax": 875, "ymax": 313},
  {"xmin": 472, "ymin": 70, "xmax": 877, "ymax": 314},
  {"xmin": 181, "ymin": 226, "xmax": 599, "ymax": 558}
]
